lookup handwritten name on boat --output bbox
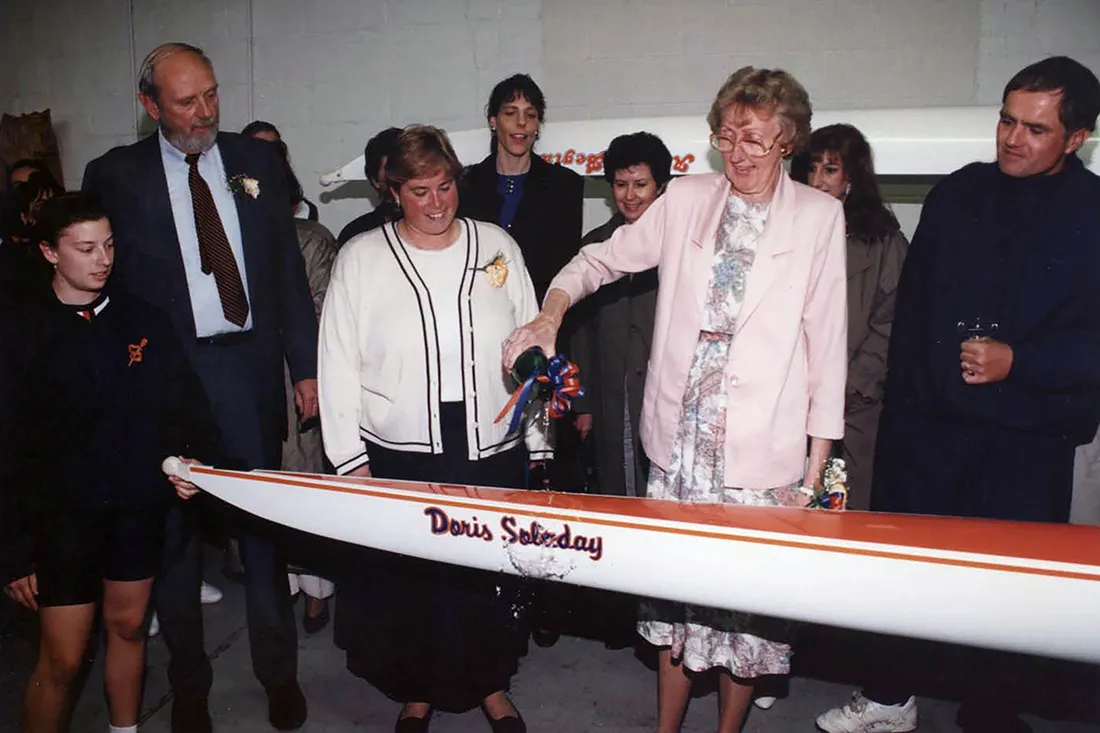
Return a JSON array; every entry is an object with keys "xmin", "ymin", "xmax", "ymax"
[
  {"xmin": 540, "ymin": 149, "xmax": 696, "ymax": 175},
  {"xmin": 423, "ymin": 506, "xmax": 603, "ymax": 561}
]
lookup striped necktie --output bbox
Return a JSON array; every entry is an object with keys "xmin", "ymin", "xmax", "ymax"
[{"xmin": 186, "ymin": 153, "xmax": 249, "ymax": 327}]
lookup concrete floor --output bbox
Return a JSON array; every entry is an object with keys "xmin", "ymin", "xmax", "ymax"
[{"xmin": 2, "ymin": 548, "xmax": 1098, "ymax": 732}]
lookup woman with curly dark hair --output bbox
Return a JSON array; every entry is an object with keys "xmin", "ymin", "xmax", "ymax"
[{"xmin": 792, "ymin": 123, "xmax": 909, "ymax": 510}]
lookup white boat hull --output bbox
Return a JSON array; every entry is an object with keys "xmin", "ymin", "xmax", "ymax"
[
  {"xmin": 319, "ymin": 106, "xmax": 1100, "ymax": 185},
  {"xmin": 180, "ymin": 465, "xmax": 1100, "ymax": 664}
]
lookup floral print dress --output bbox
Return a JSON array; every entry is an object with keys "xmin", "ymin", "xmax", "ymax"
[{"xmin": 637, "ymin": 193, "xmax": 803, "ymax": 678}]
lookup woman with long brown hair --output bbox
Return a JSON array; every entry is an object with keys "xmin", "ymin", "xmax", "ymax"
[{"xmin": 791, "ymin": 123, "xmax": 909, "ymax": 511}]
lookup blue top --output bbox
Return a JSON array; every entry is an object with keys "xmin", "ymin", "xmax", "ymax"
[{"xmin": 496, "ymin": 172, "xmax": 528, "ymax": 230}]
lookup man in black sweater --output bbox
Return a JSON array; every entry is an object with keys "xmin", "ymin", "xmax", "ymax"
[
  {"xmin": 2, "ymin": 192, "xmax": 218, "ymax": 733},
  {"xmin": 817, "ymin": 56, "xmax": 1100, "ymax": 733}
]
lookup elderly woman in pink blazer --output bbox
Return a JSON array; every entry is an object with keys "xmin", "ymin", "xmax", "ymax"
[{"xmin": 503, "ymin": 67, "xmax": 847, "ymax": 733}]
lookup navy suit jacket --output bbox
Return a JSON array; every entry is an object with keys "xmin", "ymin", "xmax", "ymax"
[{"xmin": 82, "ymin": 132, "xmax": 318, "ymax": 467}]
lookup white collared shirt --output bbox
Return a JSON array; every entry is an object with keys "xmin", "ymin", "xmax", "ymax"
[{"xmin": 158, "ymin": 131, "xmax": 253, "ymax": 336}]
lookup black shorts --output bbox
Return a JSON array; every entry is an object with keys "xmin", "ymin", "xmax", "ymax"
[{"xmin": 33, "ymin": 508, "xmax": 165, "ymax": 607}]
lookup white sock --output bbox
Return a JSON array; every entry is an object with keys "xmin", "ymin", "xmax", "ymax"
[{"xmin": 109, "ymin": 725, "xmax": 138, "ymax": 733}]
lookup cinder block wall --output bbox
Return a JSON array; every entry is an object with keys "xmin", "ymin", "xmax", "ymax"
[{"xmin": 2, "ymin": 0, "xmax": 1097, "ymax": 237}]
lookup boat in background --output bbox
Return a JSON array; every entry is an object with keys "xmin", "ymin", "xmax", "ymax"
[
  {"xmin": 319, "ymin": 106, "xmax": 1100, "ymax": 185},
  {"xmin": 165, "ymin": 462, "xmax": 1100, "ymax": 665}
]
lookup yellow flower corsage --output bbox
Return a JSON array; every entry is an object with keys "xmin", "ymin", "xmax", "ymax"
[{"xmin": 476, "ymin": 251, "xmax": 509, "ymax": 288}]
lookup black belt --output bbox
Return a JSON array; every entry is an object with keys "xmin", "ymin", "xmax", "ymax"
[{"xmin": 196, "ymin": 330, "xmax": 254, "ymax": 347}]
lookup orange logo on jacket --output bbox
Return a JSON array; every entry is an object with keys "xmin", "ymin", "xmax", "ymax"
[{"xmin": 128, "ymin": 338, "xmax": 147, "ymax": 367}]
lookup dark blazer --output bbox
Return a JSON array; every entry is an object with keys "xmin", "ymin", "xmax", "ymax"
[
  {"xmin": 570, "ymin": 214, "xmax": 657, "ymax": 496},
  {"xmin": 458, "ymin": 151, "xmax": 584, "ymax": 302},
  {"xmin": 459, "ymin": 151, "xmax": 586, "ymax": 489},
  {"xmin": 337, "ymin": 202, "xmax": 399, "ymax": 247},
  {"xmin": 82, "ymin": 132, "xmax": 318, "ymax": 468}
]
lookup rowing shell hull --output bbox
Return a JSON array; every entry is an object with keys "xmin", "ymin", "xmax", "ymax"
[
  {"xmin": 319, "ymin": 106, "xmax": 1100, "ymax": 184},
  {"xmin": 184, "ymin": 465, "xmax": 1100, "ymax": 663}
]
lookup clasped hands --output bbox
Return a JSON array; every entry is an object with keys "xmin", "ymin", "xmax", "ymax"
[{"xmin": 960, "ymin": 337, "xmax": 1013, "ymax": 385}]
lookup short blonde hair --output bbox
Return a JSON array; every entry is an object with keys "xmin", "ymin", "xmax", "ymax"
[
  {"xmin": 384, "ymin": 125, "xmax": 463, "ymax": 192},
  {"xmin": 707, "ymin": 67, "xmax": 813, "ymax": 157}
]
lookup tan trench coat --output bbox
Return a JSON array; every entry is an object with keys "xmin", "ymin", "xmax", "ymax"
[
  {"xmin": 842, "ymin": 229, "xmax": 909, "ymax": 509},
  {"xmin": 281, "ymin": 219, "xmax": 338, "ymax": 473}
]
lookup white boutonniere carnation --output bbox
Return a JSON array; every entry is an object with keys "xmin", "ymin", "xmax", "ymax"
[{"xmin": 228, "ymin": 174, "xmax": 261, "ymax": 199}]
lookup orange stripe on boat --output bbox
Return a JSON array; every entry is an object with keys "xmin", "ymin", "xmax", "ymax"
[{"xmin": 197, "ymin": 468, "xmax": 1100, "ymax": 578}]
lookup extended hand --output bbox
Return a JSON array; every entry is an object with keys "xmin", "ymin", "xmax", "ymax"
[
  {"xmin": 4, "ymin": 573, "xmax": 38, "ymax": 611},
  {"xmin": 168, "ymin": 457, "xmax": 202, "ymax": 500},
  {"xmin": 961, "ymin": 338, "xmax": 1013, "ymax": 384},
  {"xmin": 294, "ymin": 378, "xmax": 319, "ymax": 422},
  {"xmin": 502, "ymin": 313, "xmax": 559, "ymax": 369}
]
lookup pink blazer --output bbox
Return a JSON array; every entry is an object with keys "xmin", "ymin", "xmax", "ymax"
[{"xmin": 550, "ymin": 171, "xmax": 848, "ymax": 489}]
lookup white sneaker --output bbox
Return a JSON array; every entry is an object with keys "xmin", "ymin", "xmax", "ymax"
[
  {"xmin": 200, "ymin": 581, "xmax": 223, "ymax": 604},
  {"xmin": 147, "ymin": 612, "xmax": 160, "ymax": 638},
  {"xmin": 816, "ymin": 692, "xmax": 917, "ymax": 733},
  {"xmin": 753, "ymin": 695, "xmax": 777, "ymax": 710}
]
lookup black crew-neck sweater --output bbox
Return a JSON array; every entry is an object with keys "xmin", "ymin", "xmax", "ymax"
[{"xmin": 5, "ymin": 290, "xmax": 222, "ymax": 516}]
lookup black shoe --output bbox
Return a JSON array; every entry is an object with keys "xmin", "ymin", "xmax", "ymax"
[
  {"xmin": 956, "ymin": 705, "xmax": 1032, "ymax": 733},
  {"xmin": 395, "ymin": 709, "xmax": 431, "ymax": 733},
  {"xmin": 302, "ymin": 602, "xmax": 330, "ymax": 634},
  {"xmin": 171, "ymin": 696, "xmax": 212, "ymax": 733},
  {"xmin": 531, "ymin": 627, "xmax": 559, "ymax": 648},
  {"xmin": 267, "ymin": 681, "xmax": 308, "ymax": 730},
  {"xmin": 486, "ymin": 712, "xmax": 526, "ymax": 733}
]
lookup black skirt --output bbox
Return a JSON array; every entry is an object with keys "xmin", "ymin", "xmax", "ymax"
[{"xmin": 334, "ymin": 403, "xmax": 527, "ymax": 711}]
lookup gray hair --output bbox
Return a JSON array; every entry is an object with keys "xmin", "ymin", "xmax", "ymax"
[{"xmin": 138, "ymin": 42, "xmax": 214, "ymax": 102}]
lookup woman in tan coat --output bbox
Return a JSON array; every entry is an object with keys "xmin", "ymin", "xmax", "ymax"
[{"xmin": 792, "ymin": 123, "xmax": 909, "ymax": 510}]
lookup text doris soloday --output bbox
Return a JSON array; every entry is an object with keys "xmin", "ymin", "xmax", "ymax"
[{"xmin": 423, "ymin": 506, "xmax": 604, "ymax": 561}]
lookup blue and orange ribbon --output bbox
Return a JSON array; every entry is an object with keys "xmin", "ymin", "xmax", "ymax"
[{"xmin": 495, "ymin": 352, "xmax": 585, "ymax": 435}]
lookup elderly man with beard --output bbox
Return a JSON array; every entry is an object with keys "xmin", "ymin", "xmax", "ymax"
[{"xmin": 82, "ymin": 43, "xmax": 318, "ymax": 733}]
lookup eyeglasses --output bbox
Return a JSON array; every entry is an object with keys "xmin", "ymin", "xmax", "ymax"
[{"xmin": 709, "ymin": 132, "xmax": 784, "ymax": 158}]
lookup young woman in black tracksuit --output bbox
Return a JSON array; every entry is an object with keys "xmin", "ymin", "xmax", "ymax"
[{"xmin": 1, "ymin": 192, "xmax": 219, "ymax": 733}]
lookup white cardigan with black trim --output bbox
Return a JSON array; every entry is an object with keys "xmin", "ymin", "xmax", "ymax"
[{"xmin": 319, "ymin": 218, "xmax": 553, "ymax": 475}]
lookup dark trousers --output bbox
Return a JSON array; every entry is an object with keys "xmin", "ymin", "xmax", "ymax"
[
  {"xmin": 155, "ymin": 504, "xmax": 211, "ymax": 700},
  {"xmin": 863, "ymin": 406, "xmax": 1075, "ymax": 717},
  {"xmin": 862, "ymin": 638, "xmax": 1049, "ymax": 721},
  {"xmin": 155, "ymin": 503, "xmax": 298, "ymax": 698},
  {"xmin": 156, "ymin": 338, "xmax": 298, "ymax": 700}
]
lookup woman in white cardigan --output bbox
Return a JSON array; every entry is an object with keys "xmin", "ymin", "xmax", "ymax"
[{"xmin": 319, "ymin": 125, "xmax": 548, "ymax": 733}]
